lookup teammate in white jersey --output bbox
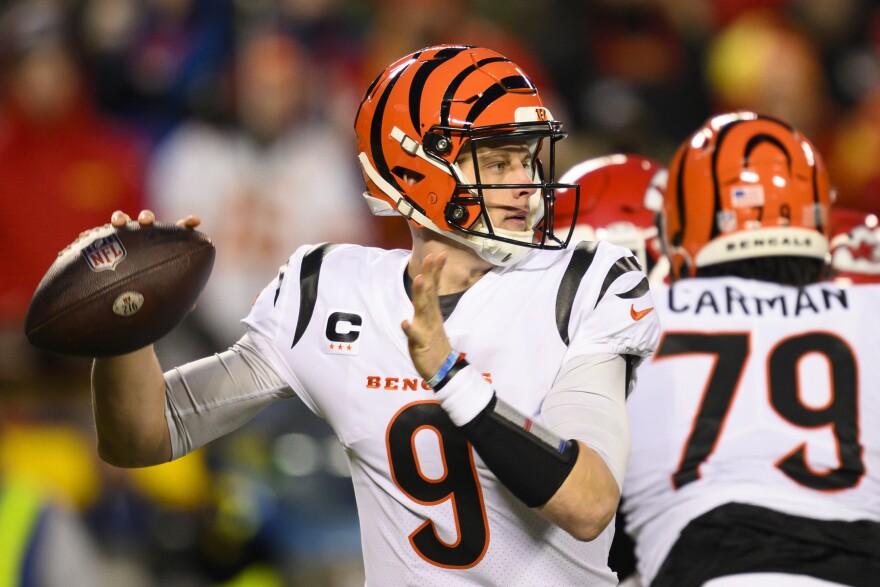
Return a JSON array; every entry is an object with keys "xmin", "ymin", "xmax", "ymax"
[
  {"xmin": 621, "ymin": 112, "xmax": 880, "ymax": 586},
  {"xmin": 90, "ymin": 45, "xmax": 660, "ymax": 585}
]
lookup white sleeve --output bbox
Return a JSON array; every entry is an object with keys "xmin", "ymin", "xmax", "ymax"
[
  {"xmin": 164, "ymin": 333, "xmax": 294, "ymax": 460},
  {"xmin": 542, "ymin": 352, "xmax": 630, "ymax": 491}
]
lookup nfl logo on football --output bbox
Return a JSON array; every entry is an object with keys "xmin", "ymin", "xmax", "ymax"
[{"xmin": 82, "ymin": 234, "xmax": 127, "ymax": 272}]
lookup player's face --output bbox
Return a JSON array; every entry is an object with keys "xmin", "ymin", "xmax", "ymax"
[{"xmin": 457, "ymin": 140, "xmax": 538, "ymax": 232}]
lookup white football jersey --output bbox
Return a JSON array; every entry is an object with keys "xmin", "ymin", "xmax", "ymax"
[
  {"xmin": 622, "ymin": 277, "xmax": 880, "ymax": 584},
  {"xmin": 244, "ymin": 241, "xmax": 659, "ymax": 586}
]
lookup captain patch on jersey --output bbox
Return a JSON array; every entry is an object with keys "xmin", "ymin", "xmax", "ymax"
[{"xmin": 323, "ymin": 309, "xmax": 363, "ymax": 355}]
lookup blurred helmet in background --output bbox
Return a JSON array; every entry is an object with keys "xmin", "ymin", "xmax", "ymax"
[{"xmin": 556, "ymin": 154, "xmax": 667, "ymax": 276}]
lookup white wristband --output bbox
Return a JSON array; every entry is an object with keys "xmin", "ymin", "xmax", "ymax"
[{"xmin": 434, "ymin": 365, "xmax": 495, "ymax": 427}]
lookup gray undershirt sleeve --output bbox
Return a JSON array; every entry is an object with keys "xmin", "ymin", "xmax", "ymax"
[
  {"xmin": 541, "ymin": 353, "xmax": 630, "ymax": 491},
  {"xmin": 164, "ymin": 333, "xmax": 294, "ymax": 460}
]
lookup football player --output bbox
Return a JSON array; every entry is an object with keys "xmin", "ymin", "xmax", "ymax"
[
  {"xmin": 622, "ymin": 111, "xmax": 880, "ymax": 586},
  {"xmin": 556, "ymin": 153, "xmax": 669, "ymax": 285},
  {"xmin": 91, "ymin": 45, "xmax": 659, "ymax": 585}
]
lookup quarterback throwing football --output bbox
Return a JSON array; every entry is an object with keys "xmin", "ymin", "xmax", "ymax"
[{"xmin": 91, "ymin": 45, "xmax": 659, "ymax": 585}]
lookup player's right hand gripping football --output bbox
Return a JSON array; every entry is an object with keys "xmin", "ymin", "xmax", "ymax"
[{"xmin": 111, "ymin": 209, "xmax": 201, "ymax": 229}]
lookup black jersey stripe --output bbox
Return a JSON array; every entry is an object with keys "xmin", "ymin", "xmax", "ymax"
[
  {"xmin": 292, "ymin": 243, "xmax": 334, "ymax": 348},
  {"xmin": 555, "ymin": 241, "xmax": 599, "ymax": 345},
  {"xmin": 615, "ymin": 276, "xmax": 650, "ymax": 300},
  {"xmin": 440, "ymin": 56, "xmax": 508, "ymax": 127},
  {"xmin": 594, "ymin": 256, "xmax": 642, "ymax": 308},
  {"xmin": 273, "ymin": 261, "xmax": 289, "ymax": 306},
  {"xmin": 653, "ymin": 503, "xmax": 880, "ymax": 587}
]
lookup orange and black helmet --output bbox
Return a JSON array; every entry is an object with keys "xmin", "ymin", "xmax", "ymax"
[
  {"xmin": 662, "ymin": 112, "xmax": 833, "ymax": 280},
  {"xmin": 354, "ymin": 45, "xmax": 577, "ymax": 266}
]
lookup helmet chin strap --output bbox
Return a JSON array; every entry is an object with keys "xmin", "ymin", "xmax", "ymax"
[{"xmin": 465, "ymin": 216, "xmax": 535, "ymax": 265}]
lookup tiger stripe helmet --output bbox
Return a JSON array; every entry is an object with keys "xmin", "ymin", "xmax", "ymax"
[
  {"xmin": 662, "ymin": 112, "xmax": 833, "ymax": 280},
  {"xmin": 354, "ymin": 45, "xmax": 577, "ymax": 266}
]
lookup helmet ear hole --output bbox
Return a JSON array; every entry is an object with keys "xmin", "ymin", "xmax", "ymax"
[{"xmin": 393, "ymin": 167, "xmax": 425, "ymax": 187}]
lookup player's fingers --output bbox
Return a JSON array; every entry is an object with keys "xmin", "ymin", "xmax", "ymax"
[
  {"xmin": 412, "ymin": 272, "xmax": 440, "ymax": 320},
  {"xmin": 420, "ymin": 254, "xmax": 441, "ymax": 300},
  {"xmin": 410, "ymin": 274, "xmax": 428, "ymax": 313},
  {"xmin": 111, "ymin": 210, "xmax": 131, "ymax": 227},
  {"xmin": 138, "ymin": 210, "xmax": 156, "ymax": 225},
  {"xmin": 176, "ymin": 215, "xmax": 201, "ymax": 229},
  {"xmin": 430, "ymin": 253, "xmax": 447, "ymax": 289}
]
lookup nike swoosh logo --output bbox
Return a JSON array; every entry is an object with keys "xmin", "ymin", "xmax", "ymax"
[{"xmin": 630, "ymin": 304, "xmax": 654, "ymax": 321}]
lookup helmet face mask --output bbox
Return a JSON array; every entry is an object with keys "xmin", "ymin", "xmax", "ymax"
[
  {"xmin": 355, "ymin": 45, "xmax": 578, "ymax": 266},
  {"xmin": 661, "ymin": 111, "xmax": 833, "ymax": 280},
  {"xmin": 448, "ymin": 131, "xmax": 572, "ymax": 248}
]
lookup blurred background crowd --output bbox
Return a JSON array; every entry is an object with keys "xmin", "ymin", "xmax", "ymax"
[{"xmin": 1, "ymin": 0, "xmax": 879, "ymax": 585}]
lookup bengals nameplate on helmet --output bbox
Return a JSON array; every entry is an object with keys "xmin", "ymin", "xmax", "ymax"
[{"xmin": 25, "ymin": 221, "xmax": 215, "ymax": 357}]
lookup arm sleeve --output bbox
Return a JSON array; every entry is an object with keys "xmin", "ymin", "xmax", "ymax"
[
  {"xmin": 542, "ymin": 352, "xmax": 630, "ymax": 491},
  {"xmin": 165, "ymin": 333, "xmax": 294, "ymax": 460}
]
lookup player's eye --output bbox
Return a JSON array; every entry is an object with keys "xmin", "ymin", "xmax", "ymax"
[{"xmin": 482, "ymin": 159, "xmax": 507, "ymax": 174}]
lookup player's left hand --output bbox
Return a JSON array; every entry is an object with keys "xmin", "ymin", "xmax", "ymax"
[{"xmin": 402, "ymin": 253, "xmax": 453, "ymax": 381}]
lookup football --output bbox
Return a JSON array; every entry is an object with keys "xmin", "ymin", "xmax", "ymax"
[{"xmin": 25, "ymin": 221, "xmax": 215, "ymax": 357}]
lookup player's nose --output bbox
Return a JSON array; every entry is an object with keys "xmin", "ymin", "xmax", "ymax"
[{"xmin": 510, "ymin": 165, "xmax": 536, "ymax": 198}]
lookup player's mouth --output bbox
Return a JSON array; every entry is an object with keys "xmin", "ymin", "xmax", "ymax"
[{"xmin": 498, "ymin": 208, "xmax": 529, "ymax": 231}]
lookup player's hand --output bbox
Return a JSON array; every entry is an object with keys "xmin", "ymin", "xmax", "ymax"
[
  {"xmin": 111, "ymin": 210, "xmax": 201, "ymax": 229},
  {"xmin": 401, "ymin": 253, "xmax": 454, "ymax": 381}
]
